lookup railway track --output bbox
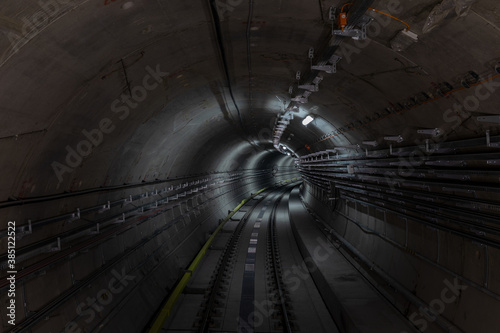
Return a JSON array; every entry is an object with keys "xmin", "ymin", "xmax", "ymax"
[
  {"xmin": 266, "ymin": 192, "xmax": 294, "ymax": 332},
  {"xmin": 194, "ymin": 185, "xmax": 296, "ymax": 332},
  {"xmin": 196, "ymin": 192, "xmax": 263, "ymax": 332}
]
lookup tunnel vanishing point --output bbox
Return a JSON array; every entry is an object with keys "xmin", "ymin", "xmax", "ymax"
[{"xmin": 1, "ymin": 0, "xmax": 500, "ymax": 332}]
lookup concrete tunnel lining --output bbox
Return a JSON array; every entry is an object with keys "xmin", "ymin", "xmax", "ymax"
[{"xmin": 1, "ymin": 0, "xmax": 500, "ymax": 332}]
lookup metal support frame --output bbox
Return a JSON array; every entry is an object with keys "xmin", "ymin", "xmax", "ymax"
[
  {"xmin": 49, "ymin": 237, "xmax": 61, "ymax": 252},
  {"xmin": 312, "ymin": 55, "xmax": 342, "ymax": 74},
  {"xmin": 67, "ymin": 209, "xmax": 80, "ymax": 223},
  {"xmin": 418, "ymin": 128, "xmax": 442, "ymax": 137},
  {"xmin": 98, "ymin": 201, "xmax": 111, "ymax": 213},
  {"xmin": 333, "ymin": 15, "xmax": 373, "ymax": 40},
  {"xmin": 384, "ymin": 135, "xmax": 404, "ymax": 143}
]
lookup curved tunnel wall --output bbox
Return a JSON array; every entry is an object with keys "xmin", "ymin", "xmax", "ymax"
[
  {"xmin": 298, "ymin": 143, "xmax": 500, "ymax": 333},
  {"xmin": 1, "ymin": 154, "xmax": 298, "ymax": 332},
  {"xmin": 1, "ymin": 0, "xmax": 500, "ymax": 332}
]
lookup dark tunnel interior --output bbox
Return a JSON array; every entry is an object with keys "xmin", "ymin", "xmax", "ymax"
[{"xmin": 1, "ymin": 0, "xmax": 500, "ymax": 332}]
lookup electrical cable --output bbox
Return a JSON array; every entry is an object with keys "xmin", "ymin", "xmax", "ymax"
[{"xmin": 208, "ymin": 0, "xmax": 245, "ymax": 129}]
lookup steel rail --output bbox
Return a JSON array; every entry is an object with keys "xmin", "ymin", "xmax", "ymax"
[
  {"xmin": 198, "ymin": 190, "xmax": 268, "ymax": 332},
  {"xmin": 268, "ymin": 188, "xmax": 293, "ymax": 333}
]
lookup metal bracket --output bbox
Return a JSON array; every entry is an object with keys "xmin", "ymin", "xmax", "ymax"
[
  {"xmin": 333, "ymin": 16, "xmax": 373, "ymax": 40},
  {"xmin": 425, "ymin": 139, "xmax": 431, "ymax": 153},
  {"xmin": 343, "ymin": 144, "xmax": 360, "ymax": 149},
  {"xmin": 98, "ymin": 201, "xmax": 111, "ymax": 213},
  {"xmin": 312, "ymin": 75, "xmax": 323, "ymax": 85},
  {"xmin": 116, "ymin": 213, "xmax": 126, "ymax": 223},
  {"xmin": 333, "ymin": 27, "xmax": 366, "ymax": 39},
  {"xmin": 67, "ymin": 208, "xmax": 80, "ymax": 223},
  {"xmin": 16, "ymin": 220, "xmax": 33, "ymax": 240},
  {"xmin": 478, "ymin": 115, "xmax": 500, "ymax": 124},
  {"xmin": 298, "ymin": 84, "xmax": 318, "ymax": 92},
  {"xmin": 291, "ymin": 96, "xmax": 308, "ymax": 104},
  {"xmin": 312, "ymin": 55, "xmax": 342, "ymax": 74},
  {"xmin": 329, "ymin": 54, "xmax": 342, "ymax": 65},
  {"xmin": 311, "ymin": 64, "xmax": 336, "ymax": 73},
  {"xmin": 90, "ymin": 223, "xmax": 100, "ymax": 235},
  {"xmin": 384, "ymin": 135, "xmax": 404, "ymax": 143},
  {"xmin": 123, "ymin": 195, "xmax": 133, "ymax": 206},
  {"xmin": 362, "ymin": 140, "xmax": 378, "ymax": 147},
  {"xmin": 485, "ymin": 130, "xmax": 500, "ymax": 147},
  {"xmin": 49, "ymin": 238, "xmax": 61, "ymax": 252},
  {"xmin": 418, "ymin": 128, "xmax": 442, "ymax": 137}
]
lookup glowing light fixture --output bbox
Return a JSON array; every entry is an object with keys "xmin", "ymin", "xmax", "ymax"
[{"xmin": 302, "ymin": 115, "xmax": 314, "ymax": 126}]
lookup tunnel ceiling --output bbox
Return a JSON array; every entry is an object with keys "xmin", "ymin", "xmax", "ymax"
[{"xmin": 0, "ymin": 0, "xmax": 499, "ymax": 200}]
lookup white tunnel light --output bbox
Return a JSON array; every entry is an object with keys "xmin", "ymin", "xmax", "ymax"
[{"xmin": 302, "ymin": 115, "xmax": 314, "ymax": 126}]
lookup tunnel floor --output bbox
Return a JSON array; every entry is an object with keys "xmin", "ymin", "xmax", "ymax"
[{"xmin": 161, "ymin": 184, "xmax": 416, "ymax": 333}]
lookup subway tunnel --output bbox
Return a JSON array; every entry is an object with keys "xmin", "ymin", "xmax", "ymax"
[{"xmin": 1, "ymin": 0, "xmax": 500, "ymax": 332}]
